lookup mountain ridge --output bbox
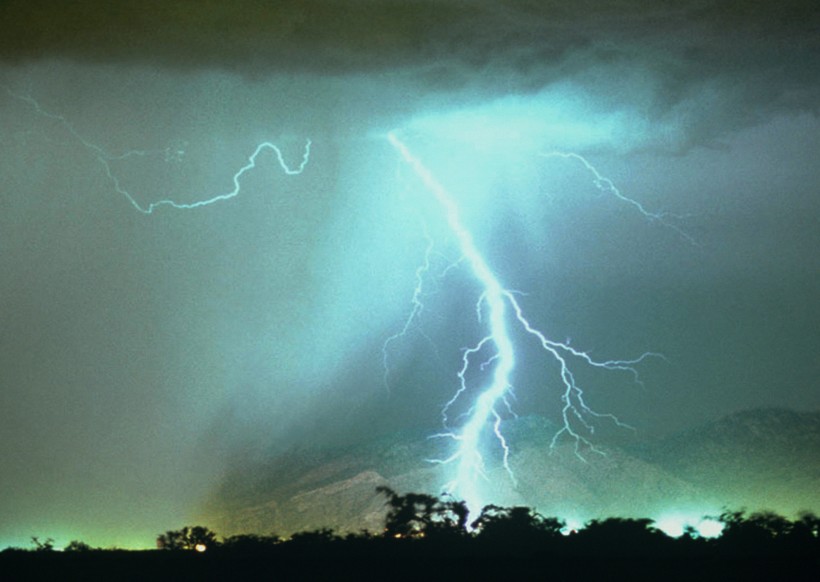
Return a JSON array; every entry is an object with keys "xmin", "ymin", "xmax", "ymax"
[{"xmin": 203, "ymin": 407, "xmax": 820, "ymax": 535}]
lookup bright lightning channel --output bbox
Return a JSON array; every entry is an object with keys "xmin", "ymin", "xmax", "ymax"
[
  {"xmin": 5, "ymin": 88, "xmax": 311, "ymax": 212},
  {"xmin": 13, "ymin": 86, "xmax": 671, "ymax": 520},
  {"xmin": 387, "ymin": 131, "xmax": 664, "ymax": 517}
]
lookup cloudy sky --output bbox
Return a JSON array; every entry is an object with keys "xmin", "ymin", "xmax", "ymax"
[{"xmin": 0, "ymin": 1, "xmax": 818, "ymax": 547}]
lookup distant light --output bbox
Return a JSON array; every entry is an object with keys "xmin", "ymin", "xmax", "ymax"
[
  {"xmin": 655, "ymin": 517, "xmax": 686, "ymax": 538},
  {"xmin": 696, "ymin": 518, "xmax": 724, "ymax": 539},
  {"xmin": 194, "ymin": 543, "xmax": 207, "ymax": 553},
  {"xmin": 561, "ymin": 518, "xmax": 584, "ymax": 536},
  {"xmin": 654, "ymin": 514, "xmax": 725, "ymax": 538}
]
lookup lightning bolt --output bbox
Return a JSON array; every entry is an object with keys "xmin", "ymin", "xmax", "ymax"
[
  {"xmin": 381, "ymin": 224, "xmax": 436, "ymax": 390},
  {"xmin": 540, "ymin": 151, "xmax": 697, "ymax": 245},
  {"xmin": 5, "ymin": 88, "xmax": 311, "ymax": 212},
  {"xmin": 10, "ymin": 85, "xmax": 673, "ymax": 521},
  {"xmin": 387, "ymin": 131, "xmax": 665, "ymax": 517}
]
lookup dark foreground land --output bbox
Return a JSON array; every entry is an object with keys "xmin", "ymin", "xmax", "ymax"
[
  {"xmin": 0, "ymin": 552, "xmax": 816, "ymax": 582},
  {"xmin": 2, "ymin": 536, "xmax": 817, "ymax": 581},
  {"xmin": 3, "ymin": 497, "xmax": 817, "ymax": 581}
]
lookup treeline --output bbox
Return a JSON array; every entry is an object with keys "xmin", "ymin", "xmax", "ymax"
[
  {"xmin": 2, "ymin": 489, "xmax": 818, "ymax": 580},
  {"xmin": 150, "ymin": 488, "xmax": 817, "ymax": 560}
]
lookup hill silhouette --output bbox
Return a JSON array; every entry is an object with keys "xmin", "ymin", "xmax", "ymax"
[
  {"xmin": 205, "ymin": 408, "xmax": 819, "ymax": 536},
  {"xmin": 628, "ymin": 408, "xmax": 820, "ymax": 515}
]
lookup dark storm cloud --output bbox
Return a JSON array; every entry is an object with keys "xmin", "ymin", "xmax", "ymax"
[
  {"xmin": 0, "ymin": 1, "xmax": 814, "ymax": 74},
  {"xmin": 1, "ymin": 1, "xmax": 818, "ymax": 150}
]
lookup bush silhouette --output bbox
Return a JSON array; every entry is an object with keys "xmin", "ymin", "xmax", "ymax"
[
  {"xmin": 64, "ymin": 540, "xmax": 92, "ymax": 552},
  {"xmin": 471, "ymin": 504, "xmax": 564, "ymax": 542},
  {"xmin": 377, "ymin": 486, "xmax": 469, "ymax": 539},
  {"xmin": 29, "ymin": 537, "xmax": 54, "ymax": 552},
  {"xmin": 156, "ymin": 525, "xmax": 218, "ymax": 551},
  {"xmin": 570, "ymin": 517, "xmax": 670, "ymax": 557},
  {"xmin": 220, "ymin": 533, "xmax": 281, "ymax": 552}
]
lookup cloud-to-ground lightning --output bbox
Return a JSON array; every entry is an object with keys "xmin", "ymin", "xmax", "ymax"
[
  {"xmin": 5, "ymin": 88, "xmax": 311, "ymax": 212},
  {"xmin": 387, "ymin": 131, "xmax": 666, "ymax": 517},
  {"xmin": 11, "ymin": 84, "xmax": 673, "ymax": 521}
]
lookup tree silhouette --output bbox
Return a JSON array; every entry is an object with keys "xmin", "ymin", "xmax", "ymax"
[
  {"xmin": 30, "ymin": 536, "xmax": 54, "ymax": 552},
  {"xmin": 2, "ymin": 501, "xmax": 818, "ymax": 580},
  {"xmin": 156, "ymin": 525, "xmax": 218, "ymax": 551},
  {"xmin": 220, "ymin": 533, "xmax": 281, "ymax": 552},
  {"xmin": 376, "ymin": 486, "xmax": 469, "ymax": 539},
  {"xmin": 471, "ymin": 504, "xmax": 564, "ymax": 541},
  {"xmin": 64, "ymin": 540, "xmax": 92, "ymax": 552},
  {"xmin": 790, "ymin": 511, "xmax": 819, "ymax": 540},
  {"xmin": 717, "ymin": 509, "xmax": 820, "ymax": 557},
  {"xmin": 571, "ymin": 517, "xmax": 668, "ymax": 557},
  {"xmin": 720, "ymin": 510, "xmax": 791, "ymax": 538},
  {"xmin": 289, "ymin": 528, "xmax": 337, "ymax": 544}
]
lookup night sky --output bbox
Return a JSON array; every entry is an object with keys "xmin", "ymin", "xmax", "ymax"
[{"xmin": 1, "ymin": 1, "xmax": 818, "ymax": 548}]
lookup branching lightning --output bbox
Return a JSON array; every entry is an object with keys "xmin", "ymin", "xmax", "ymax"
[
  {"xmin": 10, "ymin": 84, "xmax": 677, "ymax": 521},
  {"xmin": 387, "ymin": 131, "xmax": 668, "ymax": 517},
  {"xmin": 5, "ymin": 88, "xmax": 311, "ymax": 212},
  {"xmin": 381, "ymin": 225, "xmax": 436, "ymax": 389},
  {"xmin": 540, "ymin": 151, "xmax": 697, "ymax": 245}
]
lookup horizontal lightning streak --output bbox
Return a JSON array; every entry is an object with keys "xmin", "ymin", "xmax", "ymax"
[{"xmin": 6, "ymin": 88, "xmax": 311, "ymax": 213}]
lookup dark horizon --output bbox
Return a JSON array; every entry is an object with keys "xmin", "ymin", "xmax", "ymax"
[{"xmin": 2, "ymin": 498, "xmax": 818, "ymax": 582}]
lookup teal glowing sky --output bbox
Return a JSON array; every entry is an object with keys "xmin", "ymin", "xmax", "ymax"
[{"xmin": 0, "ymin": 1, "xmax": 818, "ymax": 549}]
